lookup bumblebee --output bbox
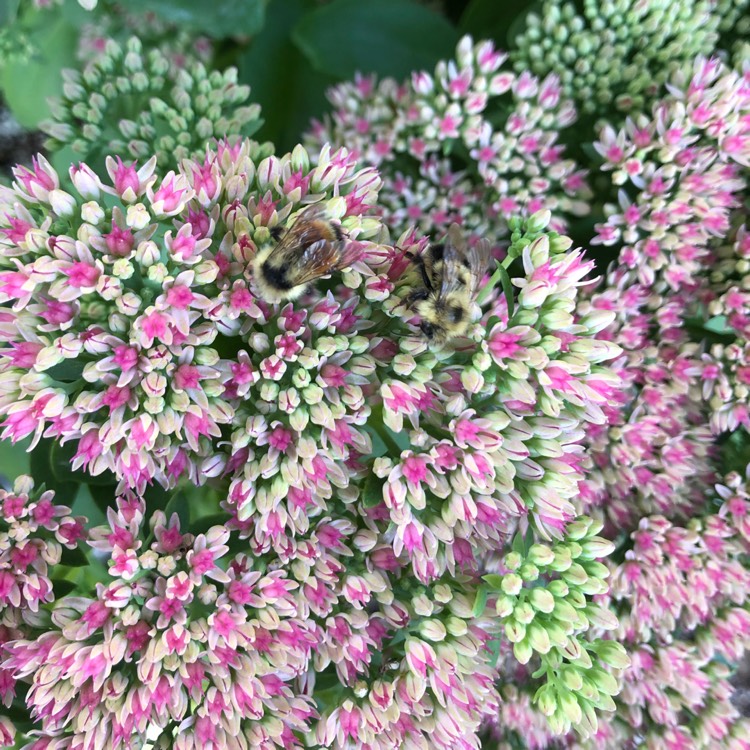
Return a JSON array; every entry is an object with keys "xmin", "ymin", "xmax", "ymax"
[
  {"xmin": 252, "ymin": 205, "xmax": 354, "ymax": 303},
  {"xmin": 405, "ymin": 223, "xmax": 491, "ymax": 345}
]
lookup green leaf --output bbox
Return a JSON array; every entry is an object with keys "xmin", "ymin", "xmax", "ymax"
[
  {"xmin": 189, "ymin": 512, "xmax": 231, "ymax": 536},
  {"xmin": 487, "ymin": 636, "xmax": 502, "ymax": 668},
  {"xmin": 704, "ymin": 315, "xmax": 732, "ymax": 335},
  {"xmin": 238, "ymin": 0, "xmax": 336, "ymax": 151},
  {"xmin": 0, "ymin": 0, "xmax": 20, "ymax": 26},
  {"xmin": 719, "ymin": 429, "xmax": 750, "ymax": 477},
  {"xmin": 123, "ymin": 0, "xmax": 268, "ymax": 38},
  {"xmin": 0, "ymin": 11, "xmax": 79, "ymax": 127},
  {"xmin": 29, "ymin": 437, "xmax": 79, "ymax": 501},
  {"xmin": 362, "ymin": 473, "xmax": 385, "ymax": 508},
  {"xmin": 52, "ymin": 578, "xmax": 77, "ymax": 597},
  {"xmin": 143, "ymin": 482, "xmax": 171, "ymax": 513},
  {"xmin": 498, "ymin": 264, "xmax": 515, "ymax": 318},
  {"xmin": 46, "ymin": 359, "xmax": 86, "ymax": 383},
  {"xmin": 164, "ymin": 489, "xmax": 191, "ymax": 530},
  {"xmin": 482, "ymin": 573, "xmax": 505, "ymax": 590},
  {"xmin": 472, "ymin": 584, "xmax": 489, "ymax": 617},
  {"xmin": 458, "ymin": 0, "xmax": 536, "ymax": 47},
  {"xmin": 59, "ymin": 544, "xmax": 88, "ymax": 567},
  {"xmin": 0, "ymin": 437, "xmax": 30, "ymax": 483},
  {"xmin": 511, "ymin": 530, "xmax": 525, "ymax": 556},
  {"xmin": 72, "ymin": 483, "xmax": 109, "ymax": 525},
  {"xmin": 293, "ymin": 0, "xmax": 459, "ymax": 80}
]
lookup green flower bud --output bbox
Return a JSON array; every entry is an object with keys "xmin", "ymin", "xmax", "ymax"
[
  {"xmin": 561, "ymin": 667, "xmax": 583, "ymax": 691},
  {"xmin": 513, "ymin": 638, "xmax": 533, "ymax": 665},
  {"xmin": 547, "ymin": 580, "xmax": 569, "ymax": 598},
  {"xmin": 527, "ymin": 209, "xmax": 551, "ymax": 233},
  {"xmin": 552, "ymin": 599, "xmax": 580, "ymax": 624},
  {"xmin": 528, "ymin": 622, "xmax": 551, "ymax": 654},
  {"xmin": 528, "ymin": 543, "xmax": 555, "ymax": 566},
  {"xmin": 587, "ymin": 667, "xmax": 620, "ymax": 696},
  {"xmin": 581, "ymin": 560, "xmax": 610, "ymax": 579},
  {"xmin": 566, "ymin": 541, "xmax": 583, "ymax": 559},
  {"xmin": 578, "ymin": 577, "xmax": 609, "ymax": 596},
  {"xmin": 529, "ymin": 587, "xmax": 555, "ymax": 613},
  {"xmin": 584, "ymin": 604, "xmax": 619, "ymax": 630},
  {"xmin": 567, "ymin": 589, "xmax": 587, "ymax": 609},
  {"xmin": 505, "ymin": 551, "xmax": 527, "ymax": 572},
  {"xmin": 505, "ymin": 619, "xmax": 526, "ymax": 643},
  {"xmin": 580, "ymin": 537, "xmax": 616, "ymax": 559},
  {"xmin": 514, "ymin": 602, "xmax": 535, "ymax": 625},
  {"xmin": 562, "ymin": 562, "xmax": 588, "ymax": 586},
  {"xmin": 548, "ymin": 551, "xmax": 572, "ymax": 573},
  {"xmin": 534, "ymin": 684, "xmax": 557, "ymax": 716},
  {"xmin": 495, "ymin": 595, "xmax": 515, "ymax": 618},
  {"xmin": 545, "ymin": 620, "xmax": 570, "ymax": 648},
  {"xmin": 501, "ymin": 573, "xmax": 523, "ymax": 596},
  {"xmin": 593, "ymin": 640, "xmax": 630, "ymax": 669},
  {"xmin": 558, "ymin": 691, "xmax": 583, "ymax": 725},
  {"xmin": 591, "ymin": 691, "xmax": 617, "ymax": 712}
]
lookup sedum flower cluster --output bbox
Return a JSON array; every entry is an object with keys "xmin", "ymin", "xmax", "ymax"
[
  {"xmin": 554, "ymin": 55, "xmax": 750, "ymax": 750},
  {"xmin": 72, "ymin": 8, "xmax": 213, "ymax": 66},
  {"xmin": 40, "ymin": 36, "xmax": 261, "ymax": 169},
  {"xmin": 0, "ymin": 132, "xmax": 626, "ymax": 747},
  {"xmin": 0, "ymin": 475, "xmax": 87, "ymax": 748},
  {"xmin": 307, "ymin": 35, "xmax": 590, "ymax": 245},
  {"xmin": 576, "ymin": 55, "xmax": 750, "ymax": 529},
  {"xmin": 513, "ymin": 0, "xmax": 749, "ymax": 115},
  {"xmin": 487, "ymin": 474, "xmax": 750, "ymax": 749},
  {"xmin": 700, "ymin": 224, "xmax": 750, "ymax": 435},
  {"xmin": 582, "ymin": 473, "xmax": 750, "ymax": 750},
  {"xmin": 591, "ymin": 56, "xmax": 749, "ymax": 292}
]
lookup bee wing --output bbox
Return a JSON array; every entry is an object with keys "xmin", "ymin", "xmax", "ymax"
[
  {"xmin": 274, "ymin": 205, "xmax": 329, "ymax": 252},
  {"xmin": 437, "ymin": 224, "xmax": 491, "ymax": 301},
  {"xmin": 435, "ymin": 239, "xmax": 465, "ymax": 300},
  {"xmin": 468, "ymin": 238, "xmax": 492, "ymax": 299},
  {"xmin": 291, "ymin": 237, "xmax": 349, "ymax": 285}
]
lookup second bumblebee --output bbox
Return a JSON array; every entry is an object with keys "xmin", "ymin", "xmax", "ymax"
[{"xmin": 405, "ymin": 223, "xmax": 491, "ymax": 346}]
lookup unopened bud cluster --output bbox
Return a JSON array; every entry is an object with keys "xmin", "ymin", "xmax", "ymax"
[
  {"xmin": 484, "ymin": 516, "xmax": 628, "ymax": 737},
  {"xmin": 513, "ymin": 0, "xmax": 746, "ymax": 114},
  {"xmin": 41, "ymin": 36, "xmax": 261, "ymax": 168}
]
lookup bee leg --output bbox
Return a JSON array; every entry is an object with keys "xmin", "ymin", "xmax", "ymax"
[
  {"xmin": 405, "ymin": 251, "xmax": 434, "ymax": 292},
  {"xmin": 404, "ymin": 287, "xmax": 431, "ymax": 308},
  {"xmin": 269, "ymin": 226, "xmax": 285, "ymax": 242}
]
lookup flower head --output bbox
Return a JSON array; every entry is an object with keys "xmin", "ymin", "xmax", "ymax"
[
  {"xmin": 513, "ymin": 1, "xmax": 745, "ymax": 115},
  {"xmin": 307, "ymin": 36, "xmax": 590, "ymax": 245},
  {"xmin": 41, "ymin": 36, "xmax": 260, "ymax": 169}
]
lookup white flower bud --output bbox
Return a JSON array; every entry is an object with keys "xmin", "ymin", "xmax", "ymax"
[
  {"xmin": 48, "ymin": 189, "xmax": 77, "ymax": 218},
  {"xmin": 126, "ymin": 203, "xmax": 151, "ymax": 230},
  {"xmin": 81, "ymin": 201, "xmax": 105, "ymax": 225}
]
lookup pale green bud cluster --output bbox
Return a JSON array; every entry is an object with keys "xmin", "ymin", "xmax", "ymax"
[
  {"xmin": 506, "ymin": 210, "xmax": 573, "ymax": 259},
  {"xmin": 41, "ymin": 36, "xmax": 262, "ymax": 168},
  {"xmin": 513, "ymin": 0, "xmax": 742, "ymax": 114},
  {"xmin": 0, "ymin": 26, "xmax": 33, "ymax": 67},
  {"xmin": 483, "ymin": 516, "xmax": 629, "ymax": 736}
]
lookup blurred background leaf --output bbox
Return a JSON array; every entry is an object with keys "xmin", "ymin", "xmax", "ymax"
[
  {"xmin": 0, "ymin": 0, "xmax": 20, "ymax": 26},
  {"xmin": 293, "ymin": 0, "xmax": 459, "ymax": 80},
  {"xmin": 238, "ymin": 0, "xmax": 337, "ymax": 151},
  {"xmin": 0, "ymin": 5, "xmax": 79, "ymax": 127},
  {"xmin": 123, "ymin": 0, "xmax": 269, "ymax": 38},
  {"xmin": 458, "ymin": 0, "xmax": 536, "ymax": 48}
]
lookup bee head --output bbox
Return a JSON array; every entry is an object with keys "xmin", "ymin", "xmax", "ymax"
[
  {"xmin": 420, "ymin": 320, "xmax": 449, "ymax": 344},
  {"xmin": 420, "ymin": 320, "xmax": 435, "ymax": 339}
]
